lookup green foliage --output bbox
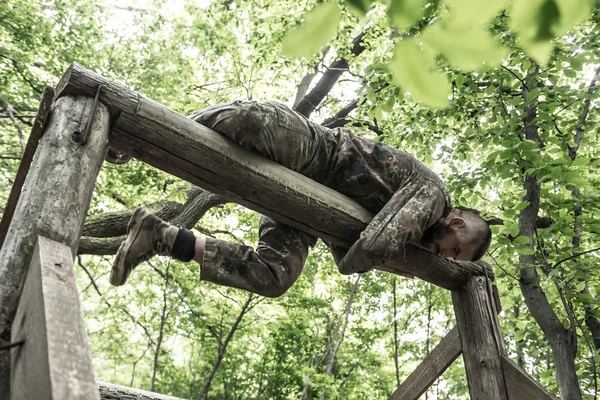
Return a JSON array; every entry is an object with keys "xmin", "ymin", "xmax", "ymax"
[
  {"xmin": 283, "ymin": 0, "xmax": 596, "ymax": 108},
  {"xmin": 2, "ymin": 0, "xmax": 600, "ymax": 398},
  {"xmin": 282, "ymin": 2, "xmax": 341, "ymax": 58},
  {"xmin": 388, "ymin": 0, "xmax": 427, "ymax": 29},
  {"xmin": 390, "ymin": 39, "xmax": 450, "ymax": 108}
]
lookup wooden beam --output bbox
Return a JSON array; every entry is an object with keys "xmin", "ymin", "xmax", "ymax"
[
  {"xmin": 55, "ymin": 63, "xmax": 492, "ymax": 291},
  {"xmin": 452, "ymin": 276, "xmax": 509, "ymax": 399},
  {"xmin": 501, "ymin": 354, "xmax": 558, "ymax": 400},
  {"xmin": 388, "ymin": 325, "xmax": 462, "ymax": 400},
  {"xmin": 98, "ymin": 381, "xmax": 183, "ymax": 400},
  {"xmin": 0, "ymin": 95, "xmax": 110, "ymax": 395},
  {"xmin": 11, "ymin": 236, "xmax": 99, "ymax": 400}
]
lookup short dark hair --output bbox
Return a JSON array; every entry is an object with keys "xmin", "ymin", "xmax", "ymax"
[
  {"xmin": 455, "ymin": 207, "xmax": 492, "ymax": 261},
  {"xmin": 472, "ymin": 224, "xmax": 492, "ymax": 261}
]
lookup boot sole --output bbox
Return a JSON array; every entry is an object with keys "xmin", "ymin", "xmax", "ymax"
[{"xmin": 110, "ymin": 208, "xmax": 147, "ymax": 286}]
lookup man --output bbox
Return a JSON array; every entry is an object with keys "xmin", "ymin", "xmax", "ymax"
[{"xmin": 111, "ymin": 101, "xmax": 492, "ymax": 297}]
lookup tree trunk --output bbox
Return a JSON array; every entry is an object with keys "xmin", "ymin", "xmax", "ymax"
[
  {"xmin": 152, "ymin": 264, "xmax": 171, "ymax": 392},
  {"xmin": 518, "ymin": 71, "xmax": 582, "ymax": 400},
  {"xmin": 320, "ymin": 276, "xmax": 360, "ymax": 399}
]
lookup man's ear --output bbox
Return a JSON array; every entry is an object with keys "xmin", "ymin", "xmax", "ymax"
[{"xmin": 450, "ymin": 217, "xmax": 465, "ymax": 227}]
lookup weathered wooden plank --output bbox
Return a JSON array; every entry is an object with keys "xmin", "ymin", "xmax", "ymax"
[
  {"xmin": 0, "ymin": 95, "xmax": 109, "ymax": 395},
  {"xmin": 0, "ymin": 86, "xmax": 54, "ymax": 250},
  {"xmin": 388, "ymin": 325, "xmax": 462, "ymax": 400},
  {"xmin": 501, "ymin": 354, "xmax": 558, "ymax": 400},
  {"xmin": 98, "ymin": 382, "xmax": 184, "ymax": 400},
  {"xmin": 452, "ymin": 276, "xmax": 508, "ymax": 400},
  {"xmin": 55, "ymin": 63, "xmax": 493, "ymax": 291},
  {"xmin": 11, "ymin": 236, "xmax": 99, "ymax": 400}
]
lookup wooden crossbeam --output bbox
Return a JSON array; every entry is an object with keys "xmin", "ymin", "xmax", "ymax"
[
  {"xmin": 11, "ymin": 236, "xmax": 99, "ymax": 400},
  {"xmin": 55, "ymin": 63, "xmax": 492, "ymax": 291}
]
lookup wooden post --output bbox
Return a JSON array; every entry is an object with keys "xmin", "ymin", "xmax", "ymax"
[
  {"xmin": 452, "ymin": 276, "xmax": 508, "ymax": 399},
  {"xmin": 54, "ymin": 63, "xmax": 493, "ymax": 290},
  {"xmin": 11, "ymin": 236, "xmax": 100, "ymax": 400},
  {"xmin": 0, "ymin": 95, "xmax": 109, "ymax": 396}
]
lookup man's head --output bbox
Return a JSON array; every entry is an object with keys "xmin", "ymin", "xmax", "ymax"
[{"xmin": 420, "ymin": 208, "xmax": 491, "ymax": 261}]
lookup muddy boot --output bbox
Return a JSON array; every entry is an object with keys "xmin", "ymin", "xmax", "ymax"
[{"xmin": 110, "ymin": 207, "xmax": 179, "ymax": 286}]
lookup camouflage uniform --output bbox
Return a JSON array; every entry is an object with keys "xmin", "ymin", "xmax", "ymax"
[{"xmin": 189, "ymin": 101, "xmax": 452, "ymax": 298}]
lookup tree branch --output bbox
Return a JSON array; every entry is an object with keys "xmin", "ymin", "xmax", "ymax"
[{"xmin": 295, "ymin": 32, "xmax": 367, "ymax": 118}]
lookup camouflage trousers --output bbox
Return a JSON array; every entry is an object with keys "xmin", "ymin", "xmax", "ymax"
[{"xmin": 190, "ymin": 101, "xmax": 330, "ymax": 298}]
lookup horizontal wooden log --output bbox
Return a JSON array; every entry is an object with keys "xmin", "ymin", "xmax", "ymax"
[
  {"xmin": 388, "ymin": 325, "xmax": 461, "ymax": 400},
  {"xmin": 98, "ymin": 381, "xmax": 183, "ymax": 400},
  {"xmin": 11, "ymin": 236, "xmax": 99, "ymax": 400},
  {"xmin": 55, "ymin": 63, "xmax": 493, "ymax": 290}
]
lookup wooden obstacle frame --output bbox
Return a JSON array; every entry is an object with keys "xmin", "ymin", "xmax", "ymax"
[{"xmin": 0, "ymin": 63, "xmax": 559, "ymax": 399}]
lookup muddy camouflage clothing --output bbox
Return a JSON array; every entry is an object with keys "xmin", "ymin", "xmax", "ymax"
[{"xmin": 189, "ymin": 101, "xmax": 452, "ymax": 298}]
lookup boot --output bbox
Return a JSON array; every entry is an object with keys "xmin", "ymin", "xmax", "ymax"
[{"xmin": 110, "ymin": 207, "xmax": 179, "ymax": 286}]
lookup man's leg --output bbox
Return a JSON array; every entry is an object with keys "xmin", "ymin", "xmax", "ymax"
[
  {"xmin": 188, "ymin": 100, "xmax": 332, "ymax": 181},
  {"xmin": 111, "ymin": 210, "xmax": 316, "ymax": 298},
  {"xmin": 197, "ymin": 215, "xmax": 316, "ymax": 297}
]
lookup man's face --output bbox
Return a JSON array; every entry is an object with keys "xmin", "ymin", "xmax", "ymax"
[{"xmin": 421, "ymin": 218, "xmax": 478, "ymax": 261}]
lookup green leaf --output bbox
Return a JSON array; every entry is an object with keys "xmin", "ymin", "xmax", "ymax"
[
  {"xmin": 510, "ymin": 0, "xmax": 560, "ymax": 64},
  {"xmin": 555, "ymin": 0, "xmax": 594, "ymax": 35},
  {"xmin": 389, "ymin": 40, "xmax": 450, "ymax": 108},
  {"xmin": 345, "ymin": 0, "xmax": 373, "ymax": 16},
  {"xmin": 513, "ymin": 236, "xmax": 530, "ymax": 245},
  {"xmin": 421, "ymin": 25, "xmax": 508, "ymax": 71},
  {"xmin": 515, "ymin": 329, "xmax": 527, "ymax": 341},
  {"xmin": 516, "ymin": 320, "xmax": 528, "ymax": 329},
  {"xmin": 526, "ymin": 88, "xmax": 540, "ymax": 102},
  {"xmin": 535, "ymin": 0, "xmax": 561, "ymax": 41},
  {"xmin": 564, "ymin": 68, "xmax": 577, "ymax": 78},
  {"xmin": 445, "ymin": 0, "xmax": 509, "ymax": 25},
  {"xmin": 517, "ymin": 247, "xmax": 535, "ymax": 255},
  {"xmin": 282, "ymin": 2, "xmax": 341, "ymax": 58},
  {"xmin": 570, "ymin": 60, "xmax": 583, "ymax": 71},
  {"xmin": 388, "ymin": 0, "xmax": 427, "ymax": 30},
  {"xmin": 504, "ymin": 223, "xmax": 520, "ymax": 237}
]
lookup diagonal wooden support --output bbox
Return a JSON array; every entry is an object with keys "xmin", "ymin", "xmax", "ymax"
[
  {"xmin": 388, "ymin": 326, "xmax": 461, "ymax": 400},
  {"xmin": 55, "ymin": 63, "xmax": 493, "ymax": 291},
  {"xmin": 389, "ymin": 287, "xmax": 558, "ymax": 400},
  {"xmin": 11, "ymin": 236, "xmax": 99, "ymax": 400},
  {"xmin": 502, "ymin": 355, "xmax": 559, "ymax": 400},
  {"xmin": 0, "ymin": 86, "xmax": 54, "ymax": 250}
]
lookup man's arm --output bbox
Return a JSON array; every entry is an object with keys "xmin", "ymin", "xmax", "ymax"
[{"xmin": 336, "ymin": 180, "xmax": 446, "ymax": 275}]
